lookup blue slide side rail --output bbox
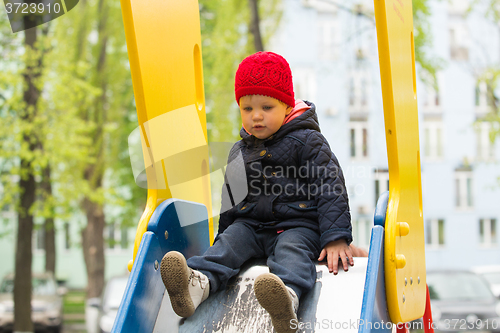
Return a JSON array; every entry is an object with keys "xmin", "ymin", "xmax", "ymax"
[
  {"xmin": 112, "ymin": 199, "xmax": 210, "ymax": 333},
  {"xmin": 359, "ymin": 191, "xmax": 391, "ymax": 333}
]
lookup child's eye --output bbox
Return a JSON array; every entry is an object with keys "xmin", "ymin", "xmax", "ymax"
[
  {"xmin": 243, "ymin": 107, "xmax": 252, "ymax": 112},
  {"xmin": 263, "ymin": 105, "xmax": 273, "ymax": 110}
]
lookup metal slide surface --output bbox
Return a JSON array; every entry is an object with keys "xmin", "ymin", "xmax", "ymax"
[{"xmin": 153, "ymin": 259, "xmax": 368, "ymax": 333}]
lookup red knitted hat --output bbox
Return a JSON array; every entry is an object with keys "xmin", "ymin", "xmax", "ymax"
[{"xmin": 235, "ymin": 52, "xmax": 295, "ymax": 108}]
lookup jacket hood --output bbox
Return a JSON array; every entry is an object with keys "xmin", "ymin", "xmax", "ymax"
[{"xmin": 240, "ymin": 101, "xmax": 320, "ymax": 146}]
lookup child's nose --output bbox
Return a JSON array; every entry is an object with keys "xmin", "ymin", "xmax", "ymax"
[{"xmin": 252, "ymin": 111, "xmax": 263, "ymax": 120}]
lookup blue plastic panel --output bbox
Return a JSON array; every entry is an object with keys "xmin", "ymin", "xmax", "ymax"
[
  {"xmin": 374, "ymin": 191, "xmax": 389, "ymax": 227},
  {"xmin": 112, "ymin": 199, "xmax": 210, "ymax": 333},
  {"xmin": 359, "ymin": 226, "xmax": 392, "ymax": 333},
  {"xmin": 113, "ymin": 232, "xmax": 164, "ymax": 333},
  {"xmin": 148, "ymin": 198, "xmax": 210, "ymax": 258},
  {"xmin": 359, "ymin": 192, "xmax": 392, "ymax": 333}
]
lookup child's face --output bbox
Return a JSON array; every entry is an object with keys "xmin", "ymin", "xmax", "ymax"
[{"xmin": 239, "ymin": 95, "xmax": 293, "ymax": 139}]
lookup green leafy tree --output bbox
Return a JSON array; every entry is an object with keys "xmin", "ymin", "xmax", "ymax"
[
  {"xmin": 0, "ymin": 11, "xmax": 52, "ymax": 332},
  {"xmin": 468, "ymin": 0, "xmax": 500, "ymax": 143},
  {"xmin": 413, "ymin": 0, "xmax": 445, "ymax": 90},
  {"xmin": 0, "ymin": 9, "xmax": 97, "ymax": 330},
  {"xmin": 200, "ymin": 0, "xmax": 283, "ymax": 144},
  {"xmin": 1, "ymin": 0, "xmax": 141, "ymax": 312},
  {"xmin": 46, "ymin": 0, "xmax": 138, "ymax": 299},
  {"xmin": 199, "ymin": 0, "xmax": 282, "ymax": 232}
]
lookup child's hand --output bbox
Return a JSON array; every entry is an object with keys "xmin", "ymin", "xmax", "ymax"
[{"xmin": 318, "ymin": 239, "xmax": 354, "ymax": 275}]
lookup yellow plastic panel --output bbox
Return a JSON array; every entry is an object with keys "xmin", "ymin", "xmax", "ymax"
[
  {"xmin": 373, "ymin": 0, "xmax": 426, "ymax": 323},
  {"xmin": 120, "ymin": 0, "xmax": 213, "ymax": 271}
]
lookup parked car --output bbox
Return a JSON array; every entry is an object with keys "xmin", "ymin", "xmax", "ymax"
[
  {"xmin": 472, "ymin": 266, "xmax": 500, "ymax": 298},
  {"xmin": 0, "ymin": 272, "xmax": 64, "ymax": 333},
  {"xmin": 93, "ymin": 275, "xmax": 129, "ymax": 333},
  {"xmin": 427, "ymin": 270, "xmax": 500, "ymax": 333}
]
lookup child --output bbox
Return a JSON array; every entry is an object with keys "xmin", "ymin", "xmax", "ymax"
[{"xmin": 161, "ymin": 51, "xmax": 353, "ymax": 333}]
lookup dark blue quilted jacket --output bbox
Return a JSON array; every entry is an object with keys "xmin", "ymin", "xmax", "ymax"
[{"xmin": 217, "ymin": 101, "xmax": 352, "ymax": 249}]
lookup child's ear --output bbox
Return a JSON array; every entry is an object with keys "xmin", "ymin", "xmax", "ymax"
[{"xmin": 286, "ymin": 106, "xmax": 293, "ymax": 115}]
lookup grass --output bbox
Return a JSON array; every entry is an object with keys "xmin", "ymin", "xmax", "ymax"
[{"xmin": 63, "ymin": 290, "xmax": 86, "ymax": 323}]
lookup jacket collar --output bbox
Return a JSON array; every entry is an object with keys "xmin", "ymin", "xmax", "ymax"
[{"xmin": 239, "ymin": 101, "xmax": 320, "ymax": 147}]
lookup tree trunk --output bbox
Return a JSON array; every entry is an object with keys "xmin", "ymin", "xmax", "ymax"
[
  {"xmin": 15, "ymin": 160, "xmax": 36, "ymax": 333},
  {"xmin": 81, "ymin": 0, "xmax": 109, "ymax": 300},
  {"xmin": 14, "ymin": 16, "xmax": 41, "ymax": 332},
  {"xmin": 81, "ymin": 196, "xmax": 106, "ymax": 298},
  {"xmin": 44, "ymin": 219, "xmax": 56, "ymax": 274},
  {"xmin": 249, "ymin": 0, "xmax": 264, "ymax": 52},
  {"xmin": 42, "ymin": 164, "xmax": 56, "ymax": 274}
]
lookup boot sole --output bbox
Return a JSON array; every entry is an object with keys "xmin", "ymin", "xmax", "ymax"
[
  {"xmin": 254, "ymin": 273, "xmax": 297, "ymax": 333},
  {"xmin": 160, "ymin": 251, "xmax": 195, "ymax": 318}
]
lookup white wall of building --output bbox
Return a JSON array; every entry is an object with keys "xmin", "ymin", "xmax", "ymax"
[{"xmin": 270, "ymin": 0, "xmax": 500, "ymax": 269}]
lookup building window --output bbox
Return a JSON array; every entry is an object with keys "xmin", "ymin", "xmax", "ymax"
[
  {"xmin": 107, "ymin": 223, "xmax": 116, "ymax": 249},
  {"xmin": 318, "ymin": 14, "xmax": 339, "ymax": 60},
  {"xmin": 423, "ymin": 121, "xmax": 443, "ymax": 160},
  {"xmin": 479, "ymin": 218, "xmax": 497, "ymax": 246},
  {"xmin": 120, "ymin": 227, "xmax": 129, "ymax": 249},
  {"xmin": 0, "ymin": 182, "xmax": 11, "ymax": 213},
  {"xmin": 374, "ymin": 169, "xmax": 389, "ymax": 205},
  {"xmin": 350, "ymin": 121, "xmax": 369, "ymax": 160},
  {"xmin": 64, "ymin": 222, "xmax": 71, "ymax": 250},
  {"xmin": 105, "ymin": 223, "xmax": 130, "ymax": 251},
  {"xmin": 354, "ymin": 217, "xmax": 370, "ymax": 249},
  {"xmin": 426, "ymin": 218, "xmax": 445, "ymax": 247},
  {"xmin": 302, "ymin": 0, "xmax": 337, "ymax": 12},
  {"xmin": 448, "ymin": 0, "xmax": 469, "ymax": 15},
  {"xmin": 449, "ymin": 23, "xmax": 469, "ymax": 61},
  {"xmin": 293, "ymin": 68, "xmax": 316, "ymax": 102},
  {"xmin": 455, "ymin": 169, "xmax": 473, "ymax": 209},
  {"xmin": 475, "ymin": 122, "xmax": 495, "ymax": 161},
  {"xmin": 348, "ymin": 70, "xmax": 369, "ymax": 112},
  {"xmin": 34, "ymin": 225, "xmax": 45, "ymax": 251},
  {"xmin": 475, "ymin": 81, "xmax": 494, "ymax": 115},
  {"xmin": 421, "ymin": 83, "xmax": 441, "ymax": 113}
]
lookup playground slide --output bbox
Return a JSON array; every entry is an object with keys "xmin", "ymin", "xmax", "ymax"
[
  {"xmin": 112, "ymin": 194, "xmax": 392, "ymax": 333},
  {"xmin": 116, "ymin": 0, "xmax": 431, "ymax": 330}
]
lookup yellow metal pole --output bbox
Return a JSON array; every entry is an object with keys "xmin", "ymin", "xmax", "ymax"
[
  {"xmin": 373, "ymin": 0, "xmax": 426, "ymax": 323},
  {"xmin": 120, "ymin": 0, "xmax": 214, "ymax": 271}
]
